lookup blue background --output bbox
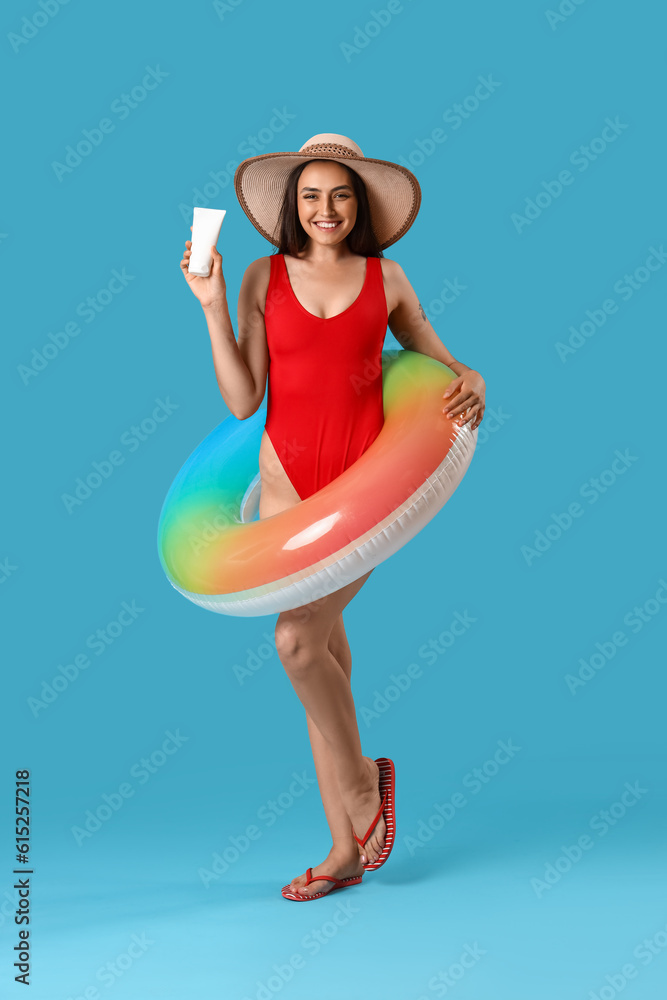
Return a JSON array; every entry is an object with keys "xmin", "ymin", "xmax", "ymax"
[{"xmin": 2, "ymin": 0, "xmax": 666, "ymax": 997}]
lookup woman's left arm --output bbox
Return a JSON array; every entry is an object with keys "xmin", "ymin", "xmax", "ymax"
[{"xmin": 385, "ymin": 260, "xmax": 486, "ymax": 430}]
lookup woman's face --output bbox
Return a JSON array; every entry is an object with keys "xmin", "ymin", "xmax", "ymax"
[{"xmin": 296, "ymin": 160, "xmax": 358, "ymax": 247}]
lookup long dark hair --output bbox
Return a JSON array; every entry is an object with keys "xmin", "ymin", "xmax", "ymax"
[{"xmin": 274, "ymin": 159, "xmax": 383, "ymax": 258}]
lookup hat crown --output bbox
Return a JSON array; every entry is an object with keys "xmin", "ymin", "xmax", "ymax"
[{"xmin": 298, "ymin": 133, "xmax": 364, "ymax": 159}]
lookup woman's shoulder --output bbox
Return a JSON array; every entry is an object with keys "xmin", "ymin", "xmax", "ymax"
[
  {"xmin": 378, "ymin": 257, "xmax": 408, "ymax": 317},
  {"xmin": 378, "ymin": 256, "xmax": 406, "ymax": 289},
  {"xmin": 239, "ymin": 256, "xmax": 277, "ymax": 315},
  {"xmin": 245, "ymin": 254, "xmax": 278, "ymax": 272},
  {"xmin": 242, "ymin": 255, "xmax": 277, "ymax": 286},
  {"xmin": 378, "ymin": 255, "xmax": 402, "ymax": 275}
]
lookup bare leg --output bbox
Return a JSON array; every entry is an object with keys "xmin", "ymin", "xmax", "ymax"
[
  {"xmin": 276, "ymin": 571, "xmax": 386, "ymax": 897},
  {"xmin": 257, "ymin": 433, "xmax": 385, "ymax": 897},
  {"xmin": 307, "ymin": 616, "xmax": 356, "ymax": 842},
  {"xmin": 287, "ymin": 616, "xmax": 378, "ymax": 895}
]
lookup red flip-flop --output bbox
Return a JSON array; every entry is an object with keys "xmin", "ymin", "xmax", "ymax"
[
  {"xmin": 281, "ymin": 868, "xmax": 363, "ymax": 901},
  {"xmin": 352, "ymin": 756, "xmax": 396, "ymax": 872}
]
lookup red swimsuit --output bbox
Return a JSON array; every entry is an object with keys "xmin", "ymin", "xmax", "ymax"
[{"xmin": 264, "ymin": 253, "xmax": 388, "ymax": 501}]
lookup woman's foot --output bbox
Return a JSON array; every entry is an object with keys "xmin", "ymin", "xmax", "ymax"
[
  {"xmin": 345, "ymin": 756, "xmax": 386, "ymax": 865},
  {"xmin": 287, "ymin": 843, "xmax": 365, "ymax": 898},
  {"xmin": 286, "ymin": 756, "xmax": 386, "ymax": 896}
]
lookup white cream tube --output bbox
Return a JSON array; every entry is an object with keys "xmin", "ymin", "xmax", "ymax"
[{"xmin": 188, "ymin": 207, "xmax": 226, "ymax": 277}]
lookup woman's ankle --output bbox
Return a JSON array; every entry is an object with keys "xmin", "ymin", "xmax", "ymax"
[
  {"xmin": 339, "ymin": 756, "xmax": 378, "ymax": 800},
  {"xmin": 329, "ymin": 838, "xmax": 363, "ymax": 861}
]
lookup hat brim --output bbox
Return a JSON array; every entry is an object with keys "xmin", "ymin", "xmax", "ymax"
[{"xmin": 234, "ymin": 151, "xmax": 421, "ymax": 250}]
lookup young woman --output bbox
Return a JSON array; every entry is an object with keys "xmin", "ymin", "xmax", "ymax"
[{"xmin": 180, "ymin": 134, "xmax": 486, "ymax": 899}]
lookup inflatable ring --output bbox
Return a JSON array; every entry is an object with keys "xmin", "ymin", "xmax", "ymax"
[{"xmin": 157, "ymin": 350, "xmax": 477, "ymax": 616}]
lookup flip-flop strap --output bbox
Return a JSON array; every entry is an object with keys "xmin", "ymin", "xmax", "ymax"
[
  {"xmin": 352, "ymin": 789, "xmax": 388, "ymax": 848},
  {"xmin": 304, "ymin": 869, "xmax": 349, "ymax": 887}
]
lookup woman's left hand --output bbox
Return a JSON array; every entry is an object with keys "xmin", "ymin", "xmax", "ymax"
[{"xmin": 442, "ymin": 370, "xmax": 486, "ymax": 430}]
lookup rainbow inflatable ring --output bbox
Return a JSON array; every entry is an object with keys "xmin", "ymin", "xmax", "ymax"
[{"xmin": 157, "ymin": 350, "xmax": 477, "ymax": 617}]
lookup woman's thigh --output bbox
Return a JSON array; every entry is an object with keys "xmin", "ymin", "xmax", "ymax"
[
  {"xmin": 276, "ymin": 569, "xmax": 374, "ymax": 653},
  {"xmin": 258, "ymin": 431, "xmax": 301, "ymax": 518},
  {"xmin": 257, "ymin": 431, "xmax": 374, "ymax": 650}
]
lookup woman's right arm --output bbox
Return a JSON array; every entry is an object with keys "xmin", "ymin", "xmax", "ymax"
[{"xmin": 180, "ymin": 235, "xmax": 269, "ymax": 420}]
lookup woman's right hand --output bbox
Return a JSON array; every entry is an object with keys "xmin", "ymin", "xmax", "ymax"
[{"xmin": 180, "ymin": 226, "xmax": 227, "ymax": 309}]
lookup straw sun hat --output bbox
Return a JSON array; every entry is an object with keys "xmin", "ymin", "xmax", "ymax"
[{"xmin": 233, "ymin": 132, "xmax": 421, "ymax": 250}]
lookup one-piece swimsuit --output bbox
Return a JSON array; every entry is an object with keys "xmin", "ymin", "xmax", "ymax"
[{"xmin": 264, "ymin": 253, "xmax": 388, "ymax": 501}]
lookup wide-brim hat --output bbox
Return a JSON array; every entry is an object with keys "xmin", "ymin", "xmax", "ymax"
[{"xmin": 234, "ymin": 132, "xmax": 421, "ymax": 250}]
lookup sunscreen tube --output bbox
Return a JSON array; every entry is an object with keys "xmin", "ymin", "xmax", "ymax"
[{"xmin": 188, "ymin": 207, "xmax": 226, "ymax": 277}]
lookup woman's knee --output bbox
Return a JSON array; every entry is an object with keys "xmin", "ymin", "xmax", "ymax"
[{"xmin": 274, "ymin": 618, "xmax": 322, "ymax": 676}]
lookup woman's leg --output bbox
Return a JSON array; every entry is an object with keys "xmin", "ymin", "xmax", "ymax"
[
  {"xmin": 287, "ymin": 615, "xmax": 375, "ymax": 895},
  {"xmin": 307, "ymin": 615, "xmax": 355, "ymax": 841},
  {"xmin": 257, "ymin": 436, "xmax": 384, "ymax": 896},
  {"xmin": 276, "ymin": 569, "xmax": 387, "ymax": 896}
]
